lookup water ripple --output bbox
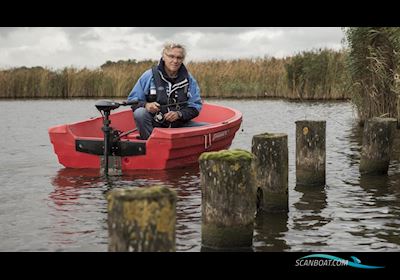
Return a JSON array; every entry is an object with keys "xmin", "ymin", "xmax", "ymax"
[{"xmin": 2, "ymin": 99, "xmax": 400, "ymax": 251}]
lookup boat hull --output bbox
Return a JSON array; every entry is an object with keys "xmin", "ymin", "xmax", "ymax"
[{"xmin": 48, "ymin": 103, "xmax": 242, "ymax": 170}]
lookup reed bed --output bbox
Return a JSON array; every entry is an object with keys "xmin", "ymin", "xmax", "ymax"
[
  {"xmin": 0, "ymin": 50, "xmax": 350, "ymax": 100},
  {"xmin": 343, "ymin": 27, "xmax": 400, "ymax": 125}
]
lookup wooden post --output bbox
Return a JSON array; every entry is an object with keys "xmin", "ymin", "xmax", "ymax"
[
  {"xmin": 295, "ymin": 120, "xmax": 326, "ymax": 186},
  {"xmin": 397, "ymin": 95, "xmax": 400, "ymax": 128},
  {"xmin": 252, "ymin": 133, "xmax": 288, "ymax": 212},
  {"xmin": 359, "ymin": 117, "xmax": 397, "ymax": 175},
  {"xmin": 199, "ymin": 149, "xmax": 256, "ymax": 249},
  {"xmin": 107, "ymin": 186, "xmax": 176, "ymax": 252}
]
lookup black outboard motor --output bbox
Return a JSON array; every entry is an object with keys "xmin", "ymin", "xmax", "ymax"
[
  {"xmin": 95, "ymin": 100, "xmax": 121, "ymax": 112},
  {"xmin": 95, "ymin": 100, "xmax": 138, "ymax": 176},
  {"xmin": 75, "ymin": 100, "xmax": 145, "ymax": 176},
  {"xmin": 95, "ymin": 100, "xmax": 118, "ymax": 176}
]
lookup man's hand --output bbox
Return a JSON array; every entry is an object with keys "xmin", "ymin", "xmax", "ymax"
[
  {"xmin": 145, "ymin": 102, "xmax": 160, "ymax": 113},
  {"xmin": 164, "ymin": 111, "xmax": 181, "ymax": 122}
]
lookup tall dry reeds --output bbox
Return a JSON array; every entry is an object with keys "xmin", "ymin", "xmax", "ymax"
[
  {"xmin": 284, "ymin": 48, "xmax": 350, "ymax": 100},
  {"xmin": 188, "ymin": 57, "xmax": 290, "ymax": 98},
  {"xmin": 0, "ymin": 50, "xmax": 349, "ymax": 100},
  {"xmin": 343, "ymin": 27, "xmax": 400, "ymax": 125}
]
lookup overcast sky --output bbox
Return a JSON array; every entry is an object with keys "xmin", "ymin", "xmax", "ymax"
[{"xmin": 0, "ymin": 27, "xmax": 345, "ymax": 69}]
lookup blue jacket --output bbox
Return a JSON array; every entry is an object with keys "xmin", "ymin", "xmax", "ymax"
[{"xmin": 127, "ymin": 61, "xmax": 202, "ymax": 122}]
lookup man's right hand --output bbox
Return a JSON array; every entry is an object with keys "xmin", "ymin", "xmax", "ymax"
[{"xmin": 145, "ymin": 102, "xmax": 160, "ymax": 113}]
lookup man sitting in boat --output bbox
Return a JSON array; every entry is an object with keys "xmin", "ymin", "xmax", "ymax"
[{"xmin": 127, "ymin": 42, "xmax": 204, "ymax": 140}]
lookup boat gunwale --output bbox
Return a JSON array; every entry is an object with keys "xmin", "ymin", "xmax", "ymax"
[{"xmin": 53, "ymin": 103, "xmax": 242, "ymax": 140}]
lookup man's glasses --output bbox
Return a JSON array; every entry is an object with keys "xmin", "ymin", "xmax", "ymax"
[{"xmin": 165, "ymin": 53, "xmax": 184, "ymax": 61}]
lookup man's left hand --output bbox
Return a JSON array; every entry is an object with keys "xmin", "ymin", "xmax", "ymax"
[{"xmin": 164, "ymin": 111, "xmax": 180, "ymax": 122}]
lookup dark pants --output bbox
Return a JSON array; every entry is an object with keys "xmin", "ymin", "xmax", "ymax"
[{"xmin": 133, "ymin": 108, "xmax": 208, "ymax": 140}]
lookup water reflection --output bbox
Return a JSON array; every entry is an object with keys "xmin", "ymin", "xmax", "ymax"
[
  {"xmin": 289, "ymin": 184, "xmax": 332, "ymax": 248},
  {"xmin": 345, "ymin": 122, "xmax": 363, "ymax": 168},
  {"xmin": 50, "ymin": 168, "xmax": 104, "ymax": 207},
  {"xmin": 253, "ymin": 212, "xmax": 289, "ymax": 251},
  {"xmin": 358, "ymin": 174, "xmax": 400, "ymax": 248},
  {"xmin": 46, "ymin": 169, "xmax": 108, "ymax": 250},
  {"xmin": 359, "ymin": 174, "xmax": 390, "ymax": 198},
  {"xmin": 200, "ymin": 245, "xmax": 254, "ymax": 252},
  {"xmin": 293, "ymin": 184, "xmax": 329, "ymax": 230},
  {"xmin": 49, "ymin": 166, "xmax": 202, "ymax": 251},
  {"xmin": 345, "ymin": 120, "xmax": 400, "ymax": 249},
  {"xmin": 50, "ymin": 166, "xmax": 202, "ymax": 203}
]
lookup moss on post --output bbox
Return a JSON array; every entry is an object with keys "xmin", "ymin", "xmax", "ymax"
[
  {"xmin": 107, "ymin": 185, "xmax": 176, "ymax": 252},
  {"xmin": 359, "ymin": 117, "xmax": 397, "ymax": 175},
  {"xmin": 252, "ymin": 133, "xmax": 288, "ymax": 212},
  {"xmin": 199, "ymin": 149, "xmax": 256, "ymax": 249},
  {"xmin": 295, "ymin": 120, "xmax": 326, "ymax": 186}
]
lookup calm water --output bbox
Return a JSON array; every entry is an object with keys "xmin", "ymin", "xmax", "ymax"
[{"xmin": 1, "ymin": 98, "xmax": 400, "ymax": 252}]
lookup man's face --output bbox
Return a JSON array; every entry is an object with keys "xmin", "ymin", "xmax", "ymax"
[{"xmin": 163, "ymin": 47, "xmax": 184, "ymax": 74}]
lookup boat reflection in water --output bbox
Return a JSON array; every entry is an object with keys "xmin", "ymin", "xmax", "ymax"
[
  {"xmin": 50, "ymin": 168, "xmax": 104, "ymax": 207},
  {"xmin": 49, "ymin": 165, "xmax": 202, "ymax": 251}
]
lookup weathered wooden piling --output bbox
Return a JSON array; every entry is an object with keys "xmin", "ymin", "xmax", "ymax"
[
  {"xmin": 295, "ymin": 120, "xmax": 326, "ymax": 186},
  {"xmin": 199, "ymin": 149, "xmax": 256, "ymax": 249},
  {"xmin": 359, "ymin": 117, "xmax": 397, "ymax": 175},
  {"xmin": 252, "ymin": 133, "xmax": 288, "ymax": 212},
  {"xmin": 107, "ymin": 186, "xmax": 176, "ymax": 252},
  {"xmin": 397, "ymin": 95, "xmax": 400, "ymax": 129}
]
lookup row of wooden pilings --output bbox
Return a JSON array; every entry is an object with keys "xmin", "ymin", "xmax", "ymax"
[{"xmin": 107, "ymin": 117, "xmax": 398, "ymax": 251}]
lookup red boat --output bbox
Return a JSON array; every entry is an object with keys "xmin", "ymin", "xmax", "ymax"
[{"xmin": 48, "ymin": 102, "xmax": 242, "ymax": 170}]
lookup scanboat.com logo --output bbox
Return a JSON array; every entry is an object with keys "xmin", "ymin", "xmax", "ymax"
[{"xmin": 295, "ymin": 254, "xmax": 384, "ymax": 269}]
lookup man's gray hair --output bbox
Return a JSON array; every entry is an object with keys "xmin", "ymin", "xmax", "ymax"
[{"xmin": 162, "ymin": 42, "xmax": 187, "ymax": 58}]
